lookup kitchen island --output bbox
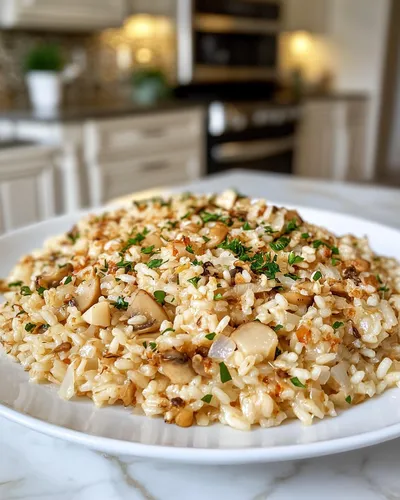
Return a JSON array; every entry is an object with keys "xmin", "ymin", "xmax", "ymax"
[{"xmin": 1, "ymin": 170, "xmax": 400, "ymax": 500}]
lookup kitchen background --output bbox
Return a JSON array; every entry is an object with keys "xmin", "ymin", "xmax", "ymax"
[{"xmin": 0, "ymin": 0, "xmax": 398, "ymax": 234}]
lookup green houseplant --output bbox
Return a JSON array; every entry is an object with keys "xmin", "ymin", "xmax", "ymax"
[
  {"xmin": 132, "ymin": 68, "xmax": 170, "ymax": 104},
  {"xmin": 24, "ymin": 43, "xmax": 64, "ymax": 113}
]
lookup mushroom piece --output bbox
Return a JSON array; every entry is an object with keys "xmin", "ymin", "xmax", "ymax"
[
  {"xmin": 36, "ymin": 263, "xmax": 73, "ymax": 289},
  {"xmin": 160, "ymin": 349, "xmax": 196, "ymax": 384},
  {"xmin": 129, "ymin": 289, "xmax": 168, "ymax": 333},
  {"xmin": 82, "ymin": 301, "xmax": 111, "ymax": 327},
  {"xmin": 53, "ymin": 342, "xmax": 72, "ymax": 353},
  {"xmin": 281, "ymin": 291, "xmax": 313, "ymax": 307},
  {"xmin": 143, "ymin": 233, "xmax": 163, "ymax": 249},
  {"xmin": 206, "ymin": 222, "xmax": 229, "ymax": 249},
  {"xmin": 74, "ymin": 276, "xmax": 101, "ymax": 312},
  {"xmin": 231, "ymin": 321, "xmax": 278, "ymax": 360},
  {"xmin": 214, "ymin": 189, "xmax": 237, "ymax": 211},
  {"xmin": 192, "ymin": 354, "xmax": 210, "ymax": 377},
  {"xmin": 175, "ymin": 408, "xmax": 194, "ymax": 427},
  {"xmin": 344, "ymin": 258, "xmax": 370, "ymax": 273}
]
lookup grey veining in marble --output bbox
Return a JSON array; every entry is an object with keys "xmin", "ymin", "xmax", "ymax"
[{"xmin": 1, "ymin": 170, "xmax": 400, "ymax": 500}]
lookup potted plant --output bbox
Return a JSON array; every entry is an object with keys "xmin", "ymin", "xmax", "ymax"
[
  {"xmin": 132, "ymin": 68, "xmax": 170, "ymax": 105},
  {"xmin": 24, "ymin": 43, "xmax": 64, "ymax": 113}
]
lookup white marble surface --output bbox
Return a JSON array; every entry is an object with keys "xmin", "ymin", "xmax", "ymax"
[{"xmin": 1, "ymin": 170, "xmax": 400, "ymax": 500}]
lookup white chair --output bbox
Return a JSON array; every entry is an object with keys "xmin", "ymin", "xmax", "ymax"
[{"xmin": 0, "ymin": 142, "xmax": 56, "ymax": 234}]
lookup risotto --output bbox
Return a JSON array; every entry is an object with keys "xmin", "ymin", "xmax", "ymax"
[{"xmin": 1, "ymin": 190, "xmax": 400, "ymax": 430}]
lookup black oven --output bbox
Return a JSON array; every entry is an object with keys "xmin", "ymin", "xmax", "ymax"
[{"xmin": 177, "ymin": 0, "xmax": 281, "ymax": 84}]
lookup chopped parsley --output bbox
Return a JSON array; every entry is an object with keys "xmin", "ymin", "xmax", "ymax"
[
  {"xmin": 219, "ymin": 362, "xmax": 232, "ymax": 383},
  {"xmin": 285, "ymin": 218, "xmax": 299, "ymax": 233},
  {"xmin": 116, "ymin": 258, "xmax": 134, "ymax": 273},
  {"xmin": 202, "ymin": 235, "xmax": 211, "ymax": 243},
  {"xmin": 192, "ymin": 259, "xmax": 201, "ymax": 266},
  {"xmin": 275, "ymin": 347, "xmax": 282, "ymax": 359},
  {"xmin": 185, "ymin": 245, "xmax": 194, "ymax": 254},
  {"xmin": 218, "ymin": 238, "xmax": 250, "ymax": 261},
  {"xmin": 333, "ymin": 321, "xmax": 344, "ymax": 330},
  {"xmin": 121, "ymin": 228, "xmax": 149, "ymax": 252},
  {"xmin": 331, "ymin": 258, "xmax": 339, "ymax": 266},
  {"xmin": 251, "ymin": 252, "xmax": 280, "ymax": 279},
  {"xmin": 288, "ymin": 252, "xmax": 304, "ymax": 266},
  {"xmin": 205, "ymin": 332, "xmax": 216, "ymax": 340},
  {"xmin": 214, "ymin": 292, "xmax": 224, "ymax": 301},
  {"xmin": 331, "ymin": 246, "xmax": 339, "ymax": 255},
  {"xmin": 67, "ymin": 231, "xmax": 80, "ymax": 244},
  {"xmin": 284, "ymin": 273, "xmax": 299, "ymax": 281},
  {"xmin": 376, "ymin": 274, "xmax": 383, "ymax": 284},
  {"xmin": 154, "ymin": 290, "xmax": 166, "ymax": 305},
  {"xmin": 242, "ymin": 222, "xmax": 252, "ymax": 230},
  {"xmin": 301, "ymin": 233, "xmax": 310, "ymax": 239},
  {"xmin": 200, "ymin": 212, "xmax": 223, "ymax": 223},
  {"xmin": 36, "ymin": 286, "xmax": 46, "ymax": 297},
  {"xmin": 8, "ymin": 281, "xmax": 23, "ymax": 288},
  {"xmin": 20, "ymin": 286, "xmax": 32, "ymax": 296},
  {"xmin": 313, "ymin": 240, "xmax": 339, "ymax": 255},
  {"xmin": 149, "ymin": 342, "xmax": 157, "ymax": 351},
  {"xmin": 379, "ymin": 286, "xmax": 390, "ymax": 293},
  {"xmin": 201, "ymin": 394, "xmax": 213, "ymax": 404},
  {"xmin": 181, "ymin": 211, "xmax": 192, "ymax": 220},
  {"xmin": 143, "ymin": 341, "xmax": 148, "ymax": 348},
  {"xmin": 264, "ymin": 226, "xmax": 276, "ymax": 234},
  {"xmin": 64, "ymin": 276, "xmax": 72, "ymax": 285},
  {"xmin": 313, "ymin": 271, "xmax": 322, "ymax": 281},
  {"xmin": 345, "ymin": 395, "xmax": 352, "ymax": 404},
  {"xmin": 141, "ymin": 245, "xmax": 155, "ymax": 254},
  {"xmin": 147, "ymin": 259, "xmax": 164, "ymax": 269},
  {"xmin": 112, "ymin": 296, "xmax": 129, "ymax": 310},
  {"xmin": 161, "ymin": 327, "xmax": 175, "ymax": 334},
  {"xmin": 188, "ymin": 276, "xmax": 201, "ymax": 287},
  {"xmin": 273, "ymin": 324, "xmax": 284, "ymax": 332},
  {"xmin": 24, "ymin": 323, "xmax": 36, "ymax": 332},
  {"xmin": 270, "ymin": 237, "xmax": 290, "ymax": 252},
  {"xmin": 100, "ymin": 260, "xmax": 109, "ymax": 273},
  {"xmin": 291, "ymin": 377, "xmax": 306, "ymax": 388}
]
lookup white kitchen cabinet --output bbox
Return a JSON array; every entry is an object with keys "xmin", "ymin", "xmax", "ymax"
[
  {"xmin": 282, "ymin": 0, "xmax": 332, "ymax": 33},
  {"xmin": 84, "ymin": 108, "xmax": 205, "ymax": 206},
  {"xmin": 294, "ymin": 97, "xmax": 368, "ymax": 181},
  {"xmin": 0, "ymin": 144, "xmax": 56, "ymax": 234},
  {"xmin": 129, "ymin": 0, "xmax": 176, "ymax": 17},
  {"xmin": 0, "ymin": 0, "xmax": 126, "ymax": 31}
]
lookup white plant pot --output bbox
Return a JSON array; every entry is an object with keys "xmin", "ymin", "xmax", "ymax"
[{"xmin": 26, "ymin": 71, "xmax": 62, "ymax": 113}]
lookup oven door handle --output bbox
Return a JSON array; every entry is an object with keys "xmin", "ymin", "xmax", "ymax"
[{"xmin": 212, "ymin": 137, "xmax": 295, "ymax": 164}]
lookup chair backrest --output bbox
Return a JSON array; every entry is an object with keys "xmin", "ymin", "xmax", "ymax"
[{"xmin": 0, "ymin": 143, "xmax": 56, "ymax": 234}]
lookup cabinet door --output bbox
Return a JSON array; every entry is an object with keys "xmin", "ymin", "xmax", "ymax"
[
  {"xmin": 129, "ymin": 0, "xmax": 176, "ymax": 17},
  {"xmin": 282, "ymin": 0, "xmax": 331, "ymax": 33},
  {"xmin": 0, "ymin": 146, "xmax": 56, "ymax": 233},
  {"xmin": 0, "ymin": 0, "xmax": 126, "ymax": 30}
]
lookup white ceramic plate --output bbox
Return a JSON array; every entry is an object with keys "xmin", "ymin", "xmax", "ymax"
[{"xmin": 1, "ymin": 203, "xmax": 400, "ymax": 464}]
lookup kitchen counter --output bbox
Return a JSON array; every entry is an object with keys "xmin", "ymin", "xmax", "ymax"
[
  {"xmin": 1, "ymin": 170, "xmax": 400, "ymax": 500},
  {"xmin": 0, "ymin": 98, "xmax": 204, "ymax": 123}
]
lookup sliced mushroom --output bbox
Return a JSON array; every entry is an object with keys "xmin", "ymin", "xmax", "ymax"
[
  {"xmin": 53, "ymin": 342, "xmax": 72, "ymax": 353},
  {"xmin": 206, "ymin": 222, "xmax": 229, "ymax": 249},
  {"xmin": 82, "ymin": 301, "xmax": 110, "ymax": 327},
  {"xmin": 331, "ymin": 282, "xmax": 348, "ymax": 297},
  {"xmin": 36, "ymin": 263, "xmax": 73, "ymax": 289},
  {"xmin": 344, "ymin": 258, "xmax": 370, "ymax": 273},
  {"xmin": 143, "ymin": 233, "xmax": 163, "ymax": 249},
  {"xmin": 0, "ymin": 279, "xmax": 8, "ymax": 293},
  {"xmin": 281, "ymin": 291, "xmax": 313, "ymax": 307},
  {"xmin": 160, "ymin": 349, "xmax": 196, "ymax": 384},
  {"xmin": 231, "ymin": 321, "xmax": 278, "ymax": 360},
  {"xmin": 175, "ymin": 408, "xmax": 194, "ymax": 427},
  {"xmin": 74, "ymin": 276, "xmax": 101, "ymax": 312},
  {"xmin": 214, "ymin": 189, "xmax": 237, "ymax": 211},
  {"xmin": 129, "ymin": 289, "xmax": 168, "ymax": 334}
]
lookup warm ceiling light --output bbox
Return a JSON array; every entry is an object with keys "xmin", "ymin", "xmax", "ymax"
[
  {"xmin": 125, "ymin": 14, "xmax": 155, "ymax": 38},
  {"xmin": 290, "ymin": 31, "xmax": 312, "ymax": 57}
]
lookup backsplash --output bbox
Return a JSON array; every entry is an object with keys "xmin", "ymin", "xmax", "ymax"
[{"xmin": 0, "ymin": 16, "xmax": 176, "ymax": 107}]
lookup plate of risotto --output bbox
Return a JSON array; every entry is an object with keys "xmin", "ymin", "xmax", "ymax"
[{"xmin": 1, "ymin": 189, "xmax": 400, "ymax": 464}]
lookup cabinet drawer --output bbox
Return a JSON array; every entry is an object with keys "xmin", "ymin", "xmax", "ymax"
[
  {"xmin": 86, "ymin": 109, "xmax": 203, "ymax": 160},
  {"xmin": 94, "ymin": 149, "xmax": 202, "ymax": 205}
]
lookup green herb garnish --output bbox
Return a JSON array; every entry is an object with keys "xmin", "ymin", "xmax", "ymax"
[
  {"xmin": 288, "ymin": 252, "xmax": 304, "ymax": 266},
  {"xmin": 20, "ymin": 286, "xmax": 32, "ymax": 296},
  {"xmin": 186, "ymin": 245, "xmax": 194, "ymax": 254},
  {"xmin": 188, "ymin": 276, "xmax": 201, "ymax": 287},
  {"xmin": 143, "ymin": 341, "xmax": 148, "ymax": 348},
  {"xmin": 264, "ymin": 226, "xmax": 276, "ymax": 234},
  {"xmin": 205, "ymin": 332, "xmax": 216, "ymax": 340},
  {"xmin": 116, "ymin": 258, "xmax": 134, "ymax": 273},
  {"xmin": 219, "ymin": 362, "xmax": 232, "ymax": 383},
  {"xmin": 149, "ymin": 342, "xmax": 157, "ymax": 351},
  {"xmin": 200, "ymin": 212, "xmax": 223, "ymax": 223},
  {"xmin": 161, "ymin": 327, "xmax": 175, "ymax": 334},
  {"xmin": 333, "ymin": 321, "xmax": 344, "ymax": 330},
  {"xmin": 242, "ymin": 222, "xmax": 252, "ymax": 230},
  {"xmin": 147, "ymin": 259, "xmax": 164, "ymax": 269},
  {"xmin": 284, "ymin": 273, "xmax": 299, "ymax": 281},
  {"xmin": 291, "ymin": 377, "xmax": 306, "ymax": 388},
  {"xmin": 202, "ymin": 235, "xmax": 211, "ymax": 243},
  {"xmin": 273, "ymin": 325, "xmax": 284, "ymax": 332},
  {"xmin": 301, "ymin": 233, "xmax": 310, "ymax": 239},
  {"xmin": 201, "ymin": 394, "xmax": 213, "ymax": 403},
  {"xmin": 24, "ymin": 323, "xmax": 36, "ymax": 332},
  {"xmin": 121, "ymin": 228, "xmax": 149, "ymax": 252},
  {"xmin": 270, "ymin": 237, "xmax": 290, "ymax": 252},
  {"xmin": 313, "ymin": 271, "xmax": 322, "ymax": 281},
  {"xmin": 250, "ymin": 252, "xmax": 280, "ymax": 279},
  {"xmin": 113, "ymin": 296, "xmax": 129, "ymax": 310},
  {"xmin": 154, "ymin": 290, "xmax": 166, "ymax": 305},
  {"xmin": 36, "ymin": 286, "xmax": 46, "ymax": 297},
  {"xmin": 285, "ymin": 218, "xmax": 299, "ymax": 233},
  {"xmin": 379, "ymin": 286, "xmax": 390, "ymax": 293},
  {"xmin": 214, "ymin": 292, "xmax": 223, "ymax": 301},
  {"xmin": 64, "ymin": 276, "xmax": 72, "ymax": 285},
  {"xmin": 8, "ymin": 281, "xmax": 23, "ymax": 288},
  {"xmin": 141, "ymin": 245, "xmax": 155, "ymax": 254},
  {"xmin": 345, "ymin": 395, "xmax": 352, "ymax": 404},
  {"xmin": 275, "ymin": 347, "xmax": 282, "ymax": 359},
  {"xmin": 331, "ymin": 258, "xmax": 339, "ymax": 266},
  {"xmin": 218, "ymin": 238, "xmax": 250, "ymax": 260}
]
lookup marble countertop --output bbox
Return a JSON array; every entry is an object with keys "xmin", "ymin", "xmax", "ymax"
[{"xmin": 1, "ymin": 170, "xmax": 400, "ymax": 500}]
